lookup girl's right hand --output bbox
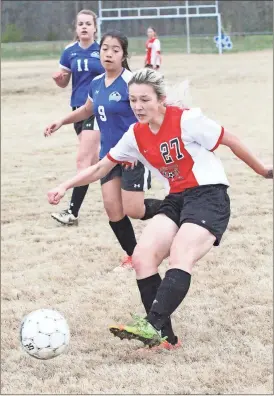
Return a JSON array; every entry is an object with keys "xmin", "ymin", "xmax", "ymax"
[
  {"xmin": 44, "ymin": 121, "xmax": 63, "ymax": 137},
  {"xmin": 52, "ymin": 71, "xmax": 68, "ymax": 83}
]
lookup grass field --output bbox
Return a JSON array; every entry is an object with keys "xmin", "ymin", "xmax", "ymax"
[
  {"xmin": 1, "ymin": 34, "xmax": 273, "ymax": 60},
  {"xmin": 1, "ymin": 48, "xmax": 273, "ymax": 394}
]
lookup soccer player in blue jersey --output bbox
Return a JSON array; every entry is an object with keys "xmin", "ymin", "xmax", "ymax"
[
  {"xmin": 50, "ymin": 9, "xmax": 105, "ymax": 226},
  {"xmin": 45, "ymin": 31, "xmax": 162, "ymax": 268}
]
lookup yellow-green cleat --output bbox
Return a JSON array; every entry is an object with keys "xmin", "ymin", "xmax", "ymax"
[{"xmin": 109, "ymin": 314, "xmax": 167, "ymax": 347}]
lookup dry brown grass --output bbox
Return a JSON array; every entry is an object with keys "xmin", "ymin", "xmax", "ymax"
[{"xmin": 1, "ymin": 51, "xmax": 273, "ymax": 395}]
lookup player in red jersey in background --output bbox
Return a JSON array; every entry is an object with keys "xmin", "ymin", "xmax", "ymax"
[
  {"xmin": 47, "ymin": 68, "xmax": 273, "ymax": 350},
  {"xmin": 144, "ymin": 27, "xmax": 161, "ymax": 70}
]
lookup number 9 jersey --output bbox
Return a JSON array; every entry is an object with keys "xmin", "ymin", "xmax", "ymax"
[{"xmin": 88, "ymin": 68, "xmax": 137, "ymax": 159}]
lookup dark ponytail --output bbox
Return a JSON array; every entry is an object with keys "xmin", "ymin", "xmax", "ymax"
[{"xmin": 122, "ymin": 58, "xmax": 131, "ymax": 71}]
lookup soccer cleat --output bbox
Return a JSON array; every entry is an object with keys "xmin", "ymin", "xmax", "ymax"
[
  {"xmin": 146, "ymin": 337, "xmax": 181, "ymax": 351},
  {"xmin": 133, "ymin": 338, "xmax": 181, "ymax": 355},
  {"xmin": 109, "ymin": 314, "xmax": 166, "ymax": 347},
  {"xmin": 51, "ymin": 209, "xmax": 78, "ymax": 225},
  {"xmin": 121, "ymin": 255, "xmax": 133, "ymax": 269}
]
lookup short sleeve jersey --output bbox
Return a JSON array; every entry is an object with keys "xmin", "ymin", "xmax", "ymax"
[
  {"xmin": 107, "ymin": 106, "xmax": 229, "ymax": 194},
  {"xmin": 88, "ymin": 68, "xmax": 137, "ymax": 158},
  {"xmin": 60, "ymin": 41, "xmax": 104, "ymax": 107}
]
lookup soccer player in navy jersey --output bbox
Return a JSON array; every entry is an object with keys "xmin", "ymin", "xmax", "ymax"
[
  {"xmin": 50, "ymin": 9, "xmax": 104, "ymax": 226},
  {"xmin": 47, "ymin": 68, "xmax": 272, "ymax": 350},
  {"xmin": 45, "ymin": 31, "xmax": 162, "ymax": 268}
]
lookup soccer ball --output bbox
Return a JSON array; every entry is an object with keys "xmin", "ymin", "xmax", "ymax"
[{"xmin": 20, "ymin": 309, "xmax": 70, "ymax": 360}]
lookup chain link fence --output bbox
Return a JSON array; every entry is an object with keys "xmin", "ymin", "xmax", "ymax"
[{"xmin": 1, "ymin": 0, "xmax": 273, "ymax": 55}]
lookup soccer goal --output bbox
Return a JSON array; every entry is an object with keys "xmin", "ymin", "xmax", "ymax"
[{"xmin": 97, "ymin": 0, "xmax": 223, "ymax": 54}]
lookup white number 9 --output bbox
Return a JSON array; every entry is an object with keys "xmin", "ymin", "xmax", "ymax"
[{"xmin": 98, "ymin": 105, "xmax": 107, "ymax": 121}]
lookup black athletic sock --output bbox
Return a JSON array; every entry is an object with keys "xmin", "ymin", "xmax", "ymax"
[
  {"xmin": 137, "ymin": 273, "xmax": 161, "ymax": 314},
  {"xmin": 109, "ymin": 216, "xmax": 137, "ymax": 256},
  {"xmin": 141, "ymin": 199, "xmax": 163, "ymax": 221},
  {"xmin": 69, "ymin": 185, "xmax": 89, "ymax": 217},
  {"xmin": 137, "ymin": 273, "xmax": 177, "ymax": 344},
  {"xmin": 147, "ymin": 268, "xmax": 191, "ymax": 331}
]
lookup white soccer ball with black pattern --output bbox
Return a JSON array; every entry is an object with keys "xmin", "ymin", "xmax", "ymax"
[{"xmin": 20, "ymin": 309, "xmax": 70, "ymax": 360}]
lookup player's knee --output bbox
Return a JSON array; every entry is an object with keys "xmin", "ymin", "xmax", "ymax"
[
  {"xmin": 76, "ymin": 155, "xmax": 89, "ymax": 171},
  {"xmin": 132, "ymin": 245, "xmax": 159, "ymax": 275},
  {"xmin": 132, "ymin": 251, "xmax": 144, "ymax": 273}
]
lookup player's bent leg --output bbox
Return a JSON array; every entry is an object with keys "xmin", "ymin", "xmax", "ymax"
[
  {"xmin": 132, "ymin": 215, "xmax": 179, "ymax": 344},
  {"xmin": 145, "ymin": 187, "xmax": 230, "ymax": 337},
  {"xmin": 122, "ymin": 190, "xmax": 146, "ymax": 219},
  {"xmin": 169, "ymin": 223, "xmax": 216, "ymax": 273},
  {"xmin": 133, "ymin": 214, "xmax": 178, "ymax": 279},
  {"xmin": 109, "ymin": 215, "xmax": 179, "ymax": 347}
]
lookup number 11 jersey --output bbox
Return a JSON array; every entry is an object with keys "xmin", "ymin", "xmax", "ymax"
[{"xmin": 60, "ymin": 41, "xmax": 104, "ymax": 107}]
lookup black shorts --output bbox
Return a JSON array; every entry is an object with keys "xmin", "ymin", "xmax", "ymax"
[
  {"xmin": 157, "ymin": 184, "xmax": 230, "ymax": 246},
  {"xmin": 72, "ymin": 106, "xmax": 96, "ymax": 135},
  {"xmin": 100, "ymin": 161, "xmax": 151, "ymax": 192}
]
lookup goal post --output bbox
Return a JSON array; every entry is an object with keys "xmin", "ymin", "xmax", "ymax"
[{"xmin": 97, "ymin": 0, "xmax": 223, "ymax": 54}]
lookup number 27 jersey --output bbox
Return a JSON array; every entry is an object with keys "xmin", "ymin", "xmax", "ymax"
[{"xmin": 108, "ymin": 106, "xmax": 229, "ymax": 194}]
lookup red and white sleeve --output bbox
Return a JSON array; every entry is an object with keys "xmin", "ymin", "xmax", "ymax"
[
  {"xmin": 181, "ymin": 108, "xmax": 224, "ymax": 151},
  {"xmin": 107, "ymin": 124, "xmax": 140, "ymax": 164}
]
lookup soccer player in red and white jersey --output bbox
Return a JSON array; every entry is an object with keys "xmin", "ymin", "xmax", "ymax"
[
  {"xmin": 144, "ymin": 27, "xmax": 161, "ymax": 70},
  {"xmin": 47, "ymin": 68, "xmax": 272, "ymax": 350}
]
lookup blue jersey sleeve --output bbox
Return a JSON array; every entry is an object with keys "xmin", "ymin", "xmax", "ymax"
[{"xmin": 59, "ymin": 48, "xmax": 71, "ymax": 71}]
